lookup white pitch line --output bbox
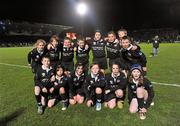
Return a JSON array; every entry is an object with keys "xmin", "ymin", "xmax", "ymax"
[
  {"xmin": 0, "ymin": 62, "xmax": 29, "ymax": 68},
  {"xmin": 0, "ymin": 62, "xmax": 180, "ymax": 87},
  {"xmin": 152, "ymin": 81, "xmax": 180, "ymax": 87}
]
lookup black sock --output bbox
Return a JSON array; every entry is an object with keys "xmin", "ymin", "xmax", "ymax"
[
  {"xmin": 41, "ymin": 92, "xmax": 48, "ymax": 99},
  {"xmin": 60, "ymin": 93, "xmax": 67, "ymax": 102},
  {"xmin": 137, "ymin": 98, "xmax": 144, "ymax": 109},
  {"xmin": 35, "ymin": 95, "xmax": 42, "ymax": 106},
  {"xmin": 96, "ymin": 93, "xmax": 102, "ymax": 103}
]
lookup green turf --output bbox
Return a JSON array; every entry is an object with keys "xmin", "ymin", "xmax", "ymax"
[{"xmin": 0, "ymin": 43, "xmax": 180, "ymax": 126}]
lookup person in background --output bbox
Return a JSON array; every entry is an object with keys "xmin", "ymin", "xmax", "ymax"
[{"xmin": 151, "ymin": 35, "xmax": 160, "ymax": 56}]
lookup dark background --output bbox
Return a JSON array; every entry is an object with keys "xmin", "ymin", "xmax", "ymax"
[{"xmin": 0, "ymin": 0, "xmax": 180, "ymax": 34}]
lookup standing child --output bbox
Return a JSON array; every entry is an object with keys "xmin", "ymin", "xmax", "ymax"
[
  {"xmin": 27, "ymin": 39, "xmax": 46, "ymax": 73},
  {"xmin": 128, "ymin": 64, "xmax": 154, "ymax": 120},
  {"xmin": 84, "ymin": 63, "xmax": 106, "ymax": 111},
  {"xmin": 46, "ymin": 35, "xmax": 62, "ymax": 69},
  {"xmin": 27, "ymin": 39, "xmax": 47, "ymax": 115},
  {"xmin": 75, "ymin": 36, "xmax": 90, "ymax": 75},
  {"xmin": 104, "ymin": 63, "xmax": 127, "ymax": 109},
  {"xmin": 121, "ymin": 36, "xmax": 147, "ymax": 75},
  {"xmin": 35, "ymin": 56, "xmax": 55, "ymax": 114},
  {"xmin": 60, "ymin": 37, "xmax": 74, "ymax": 76},
  {"xmin": 87, "ymin": 30, "xmax": 107, "ymax": 74},
  {"xmin": 69, "ymin": 63, "xmax": 86, "ymax": 105},
  {"xmin": 106, "ymin": 31, "xmax": 122, "ymax": 69}
]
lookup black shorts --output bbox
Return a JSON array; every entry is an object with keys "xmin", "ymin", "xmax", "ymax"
[
  {"xmin": 31, "ymin": 62, "xmax": 40, "ymax": 73},
  {"xmin": 87, "ymin": 87, "xmax": 105, "ymax": 101},
  {"xmin": 104, "ymin": 92, "xmax": 116, "ymax": 102},
  {"xmin": 50, "ymin": 61, "xmax": 59, "ymax": 70},
  {"xmin": 104, "ymin": 89, "xmax": 126, "ymax": 102},
  {"xmin": 93, "ymin": 57, "xmax": 107, "ymax": 69},
  {"xmin": 61, "ymin": 61, "xmax": 74, "ymax": 72}
]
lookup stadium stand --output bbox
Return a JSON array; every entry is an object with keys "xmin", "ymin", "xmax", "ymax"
[{"xmin": 0, "ymin": 19, "xmax": 73, "ymax": 47}]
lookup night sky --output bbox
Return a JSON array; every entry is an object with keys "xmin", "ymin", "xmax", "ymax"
[{"xmin": 0, "ymin": 0, "xmax": 180, "ymax": 33}]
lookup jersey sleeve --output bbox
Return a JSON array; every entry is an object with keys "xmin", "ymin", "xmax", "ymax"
[{"xmin": 27, "ymin": 50, "xmax": 33, "ymax": 64}]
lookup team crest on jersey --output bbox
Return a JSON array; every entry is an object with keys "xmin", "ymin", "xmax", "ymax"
[
  {"xmin": 110, "ymin": 80, "xmax": 113, "ymax": 84},
  {"xmin": 139, "ymin": 52, "xmax": 142, "ymax": 55},
  {"xmin": 131, "ymin": 85, "xmax": 135, "ymax": 89},
  {"xmin": 42, "ymin": 73, "xmax": 45, "ymax": 77},
  {"xmin": 63, "ymin": 48, "xmax": 66, "ymax": 51},
  {"xmin": 90, "ymin": 80, "xmax": 94, "ymax": 84},
  {"xmin": 117, "ymin": 80, "xmax": 120, "ymax": 83},
  {"xmin": 93, "ymin": 42, "xmax": 96, "ymax": 45},
  {"xmin": 107, "ymin": 42, "xmax": 109, "ymax": 46},
  {"xmin": 36, "ymin": 55, "xmax": 39, "ymax": 58},
  {"xmin": 58, "ymin": 79, "xmax": 63, "ymax": 83},
  {"xmin": 73, "ymin": 78, "xmax": 77, "ymax": 81},
  {"xmin": 128, "ymin": 52, "xmax": 131, "ymax": 56},
  {"xmin": 100, "ymin": 42, "xmax": 104, "ymax": 45}
]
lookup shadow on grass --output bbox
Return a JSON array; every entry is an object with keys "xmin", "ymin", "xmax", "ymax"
[{"xmin": 0, "ymin": 107, "xmax": 26, "ymax": 126}]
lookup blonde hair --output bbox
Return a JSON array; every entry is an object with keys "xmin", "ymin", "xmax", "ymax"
[{"xmin": 34, "ymin": 39, "xmax": 46, "ymax": 48}]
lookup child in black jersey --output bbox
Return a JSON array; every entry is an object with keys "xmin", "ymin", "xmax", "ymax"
[
  {"xmin": 35, "ymin": 56, "xmax": 55, "ymax": 114},
  {"xmin": 69, "ymin": 63, "xmax": 86, "ymax": 105},
  {"xmin": 74, "ymin": 36, "xmax": 90, "ymax": 75},
  {"xmin": 84, "ymin": 63, "xmax": 106, "ymax": 111},
  {"xmin": 128, "ymin": 64, "xmax": 154, "ymax": 120},
  {"xmin": 50, "ymin": 65, "xmax": 69, "ymax": 110},
  {"xmin": 104, "ymin": 63, "xmax": 127, "ymax": 109},
  {"xmin": 61, "ymin": 37, "xmax": 74, "ymax": 76},
  {"xmin": 121, "ymin": 36, "xmax": 147, "ymax": 75},
  {"xmin": 87, "ymin": 30, "xmax": 107, "ymax": 74},
  {"xmin": 46, "ymin": 35, "xmax": 62, "ymax": 69},
  {"xmin": 27, "ymin": 39, "xmax": 46, "ymax": 73},
  {"xmin": 106, "ymin": 31, "xmax": 122, "ymax": 69}
]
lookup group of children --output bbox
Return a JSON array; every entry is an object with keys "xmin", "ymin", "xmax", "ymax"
[{"xmin": 27, "ymin": 29, "xmax": 154, "ymax": 120}]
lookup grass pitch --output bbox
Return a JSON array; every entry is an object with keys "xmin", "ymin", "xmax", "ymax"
[{"xmin": 0, "ymin": 43, "xmax": 180, "ymax": 126}]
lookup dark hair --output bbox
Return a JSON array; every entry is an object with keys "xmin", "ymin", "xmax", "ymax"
[
  {"xmin": 64, "ymin": 37, "xmax": 71, "ymax": 41},
  {"xmin": 90, "ymin": 62, "xmax": 100, "ymax": 69},
  {"xmin": 56, "ymin": 64, "xmax": 64, "ymax": 72},
  {"xmin": 122, "ymin": 36, "xmax": 132, "ymax": 42},
  {"xmin": 42, "ymin": 56, "xmax": 50, "ymax": 61},
  {"xmin": 118, "ymin": 29, "xmax": 127, "ymax": 34},
  {"xmin": 95, "ymin": 29, "xmax": 101, "ymax": 34},
  {"xmin": 50, "ymin": 35, "xmax": 59, "ymax": 43},
  {"xmin": 75, "ymin": 63, "xmax": 84, "ymax": 69},
  {"xmin": 77, "ymin": 35, "xmax": 85, "ymax": 41},
  {"xmin": 108, "ymin": 31, "xmax": 116, "ymax": 36},
  {"xmin": 111, "ymin": 62, "xmax": 121, "ymax": 69}
]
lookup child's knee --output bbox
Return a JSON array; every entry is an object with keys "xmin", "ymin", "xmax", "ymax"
[
  {"xmin": 34, "ymin": 86, "xmax": 40, "ymax": 95},
  {"xmin": 115, "ymin": 89, "xmax": 123, "ymax": 98},
  {"xmin": 129, "ymin": 107, "xmax": 137, "ymax": 113},
  {"xmin": 59, "ymin": 87, "xmax": 65, "ymax": 94},
  {"xmin": 69, "ymin": 99, "xmax": 76, "ymax": 105},
  {"xmin": 108, "ymin": 103, "xmax": 116, "ymax": 109},
  {"xmin": 95, "ymin": 87, "xmax": 102, "ymax": 94},
  {"xmin": 136, "ymin": 87, "xmax": 144, "ymax": 98},
  {"xmin": 48, "ymin": 101, "xmax": 54, "ymax": 108}
]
